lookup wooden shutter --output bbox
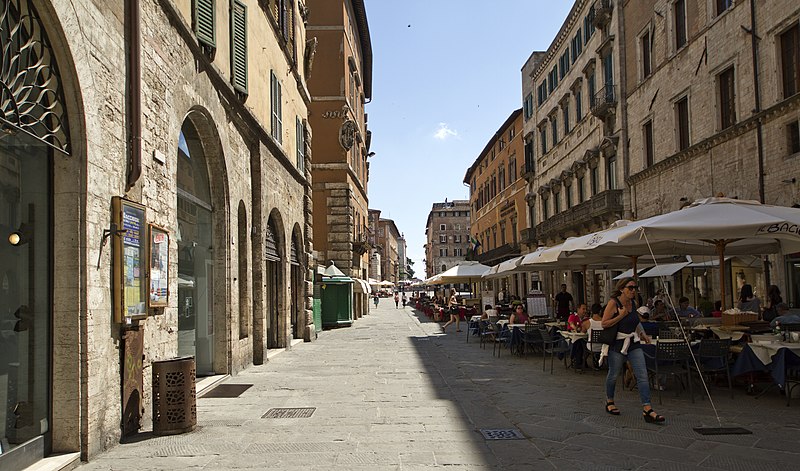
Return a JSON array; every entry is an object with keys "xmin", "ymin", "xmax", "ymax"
[
  {"xmin": 230, "ymin": 0, "xmax": 248, "ymax": 94},
  {"xmin": 271, "ymin": 71, "xmax": 282, "ymax": 143},
  {"xmin": 193, "ymin": 0, "xmax": 216, "ymax": 48},
  {"xmin": 290, "ymin": 238, "xmax": 299, "ymax": 266},
  {"xmin": 265, "ymin": 222, "xmax": 280, "ymax": 261},
  {"xmin": 295, "ymin": 117, "xmax": 304, "ymax": 171}
]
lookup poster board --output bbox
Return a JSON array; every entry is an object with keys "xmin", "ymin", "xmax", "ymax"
[
  {"xmin": 112, "ymin": 197, "xmax": 148, "ymax": 323},
  {"xmin": 527, "ymin": 290, "xmax": 549, "ymax": 317},
  {"xmin": 148, "ymin": 224, "xmax": 169, "ymax": 308}
]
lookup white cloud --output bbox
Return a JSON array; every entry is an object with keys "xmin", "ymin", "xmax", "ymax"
[{"xmin": 433, "ymin": 122, "xmax": 459, "ymax": 140}]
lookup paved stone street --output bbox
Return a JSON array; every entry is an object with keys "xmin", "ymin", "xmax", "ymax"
[{"xmin": 77, "ymin": 300, "xmax": 800, "ymax": 470}]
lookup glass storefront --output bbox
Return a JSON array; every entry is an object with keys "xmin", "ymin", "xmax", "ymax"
[
  {"xmin": 176, "ymin": 123, "xmax": 215, "ymax": 376},
  {"xmin": 0, "ymin": 130, "xmax": 51, "ymax": 457}
]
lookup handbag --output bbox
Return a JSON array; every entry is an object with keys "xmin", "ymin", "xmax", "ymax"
[{"xmin": 598, "ymin": 297, "xmax": 633, "ymax": 345}]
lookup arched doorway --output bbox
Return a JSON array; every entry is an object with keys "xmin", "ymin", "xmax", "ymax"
[
  {"xmin": 0, "ymin": 0, "xmax": 73, "ymax": 465},
  {"xmin": 265, "ymin": 217, "xmax": 283, "ymax": 348},
  {"xmin": 290, "ymin": 228, "xmax": 303, "ymax": 340},
  {"xmin": 176, "ymin": 120, "xmax": 216, "ymax": 375}
]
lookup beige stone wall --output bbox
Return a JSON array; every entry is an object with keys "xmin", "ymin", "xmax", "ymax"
[
  {"xmin": 425, "ymin": 201, "xmax": 471, "ymax": 276},
  {"xmin": 46, "ymin": 0, "xmax": 311, "ymax": 459}
]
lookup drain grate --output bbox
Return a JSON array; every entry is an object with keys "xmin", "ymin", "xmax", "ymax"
[
  {"xmin": 480, "ymin": 428, "xmax": 525, "ymax": 440},
  {"xmin": 202, "ymin": 384, "xmax": 252, "ymax": 398},
  {"xmin": 262, "ymin": 407, "xmax": 316, "ymax": 419}
]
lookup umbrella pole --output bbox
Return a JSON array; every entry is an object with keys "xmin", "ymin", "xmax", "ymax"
[
  {"xmin": 631, "ymin": 255, "xmax": 638, "ymax": 281},
  {"xmin": 717, "ymin": 241, "xmax": 727, "ymax": 310},
  {"xmin": 581, "ymin": 265, "xmax": 588, "ymax": 305}
]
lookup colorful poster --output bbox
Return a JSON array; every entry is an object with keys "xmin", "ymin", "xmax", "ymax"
[{"xmin": 149, "ymin": 226, "xmax": 169, "ymax": 307}]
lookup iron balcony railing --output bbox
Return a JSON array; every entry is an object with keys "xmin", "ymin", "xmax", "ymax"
[{"xmin": 590, "ymin": 85, "xmax": 617, "ymax": 118}]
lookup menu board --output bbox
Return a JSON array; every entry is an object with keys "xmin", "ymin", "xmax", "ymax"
[
  {"xmin": 148, "ymin": 225, "xmax": 169, "ymax": 307},
  {"xmin": 112, "ymin": 197, "xmax": 148, "ymax": 323},
  {"xmin": 527, "ymin": 291, "xmax": 550, "ymax": 317}
]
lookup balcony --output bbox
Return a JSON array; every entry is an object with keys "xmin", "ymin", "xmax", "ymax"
[
  {"xmin": 352, "ymin": 234, "xmax": 373, "ymax": 255},
  {"xmin": 590, "ymin": 85, "xmax": 617, "ymax": 119},
  {"xmin": 475, "ymin": 243, "xmax": 520, "ymax": 266},
  {"xmin": 520, "ymin": 228, "xmax": 538, "ymax": 246},
  {"xmin": 535, "ymin": 189, "xmax": 624, "ymax": 242},
  {"xmin": 593, "ymin": 0, "xmax": 613, "ymax": 28}
]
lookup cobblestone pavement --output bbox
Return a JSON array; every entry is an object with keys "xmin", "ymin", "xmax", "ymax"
[{"xmin": 77, "ymin": 300, "xmax": 800, "ymax": 470}]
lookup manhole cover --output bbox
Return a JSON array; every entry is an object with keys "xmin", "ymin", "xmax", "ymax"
[
  {"xmin": 202, "ymin": 384, "xmax": 252, "ymax": 398},
  {"xmin": 262, "ymin": 407, "xmax": 316, "ymax": 419},
  {"xmin": 480, "ymin": 428, "xmax": 525, "ymax": 440}
]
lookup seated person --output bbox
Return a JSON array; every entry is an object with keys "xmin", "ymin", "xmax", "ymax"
[
  {"xmin": 582, "ymin": 303, "xmax": 603, "ymax": 333},
  {"xmin": 568, "ymin": 303, "xmax": 587, "ymax": 332},
  {"xmin": 637, "ymin": 305, "xmax": 651, "ymax": 322},
  {"xmin": 675, "ymin": 296, "xmax": 702, "ymax": 319},
  {"xmin": 509, "ymin": 304, "xmax": 529, "ymax": 324},
  {"xmin": 650, "ymin": 300, "xmax": 673, "ymax": 321},
  {"xmin": 770, "ymin": 303, "xmax": 800, "ymax": 327},
  {"xmin": 481, "ymin": 304, "xmax": 498, "ymax": 320},
  {"xmin": 711, "ymin": 300, "xmax": 723, "ymax": 318}
]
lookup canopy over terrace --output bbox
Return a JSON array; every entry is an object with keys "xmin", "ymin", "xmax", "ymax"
[
  {"xmin": 425, "ymin": 262, "xmax": 491, "ymax": 299},
  {"xmin": 558, "ymin": 197, "xmax": 800, "ymax": 308}
]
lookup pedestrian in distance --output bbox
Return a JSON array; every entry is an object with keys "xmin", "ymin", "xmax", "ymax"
[
  {"xmin": 394, "ymin": 292, "xmax": 399, "ymax": 309},
  {"xmin": 402, "ymin": 293, "xmax": 407, "ymax": 308},
  {"xmin": 442, "ymin": 289, "xmax": 462, "ymax": 332},
  {"xmin": 373, "ymin": 292, "xmax": 379, "ymax": 308},
  {"xmin": 602, "ymin": 277, "xmax": 664, "ymax": 424}
]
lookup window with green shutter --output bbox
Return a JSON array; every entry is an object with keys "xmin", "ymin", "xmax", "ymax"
[
  {"xmin": 230, "ymin": 0, "xmax": 247, "ymax": 94},
  {"xmin": 296, "ymin": 117, "xmax": 305, "ymax": 172},
  {"xmin": 270, "ymin": 71, "xmax": 282, "ymax": 143},
  {"xmin": 193, "ymin": 0, "xmax": 216, "ymax": 48}
]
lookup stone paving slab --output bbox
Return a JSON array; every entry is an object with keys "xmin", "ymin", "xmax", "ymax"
[{"xmin": 76, "ymin": 300, "xmax": 800, "ymax": 470}]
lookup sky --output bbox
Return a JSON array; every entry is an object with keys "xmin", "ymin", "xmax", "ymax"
[{"xmin": 365, "ymin": 1, "xmax": 573, "ymax": 275}]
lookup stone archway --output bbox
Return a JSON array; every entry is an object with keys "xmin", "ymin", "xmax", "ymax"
[{"xmin": 290, "ymin": 224, "xmax": 305, "ymax": 340}]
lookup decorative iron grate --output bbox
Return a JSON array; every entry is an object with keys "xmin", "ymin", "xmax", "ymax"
[
  {"xmin": 480, "ymin": 428, "xmax": 525, "ymax": 440},
  {"xmin": 262, "ymin": 407, "xmax": 316, "ymax": 419}
]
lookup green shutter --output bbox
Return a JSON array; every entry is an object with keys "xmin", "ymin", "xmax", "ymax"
[
  {"xmin": 296, "ymin": 117, "xmax": 304, "ymax": 171},
  {"xmin": 271, "ymin": 71, "xmax": 282, "ymax": 143},
  {"xmin": 194, "ymin": 0, "xmax": 216, "ymax": 48},
  {"xmin": 230, "ymin": 0, "xmax": 248, "ymax": 94}
]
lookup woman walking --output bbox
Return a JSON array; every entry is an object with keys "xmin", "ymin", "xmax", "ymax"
[
  {"xmin": 442, "ymin": 289, "xmax": 462, "ymax": 333},
  {"xmin": 602, "ymin": 278, "xmax": 664, "ymax": 424}
]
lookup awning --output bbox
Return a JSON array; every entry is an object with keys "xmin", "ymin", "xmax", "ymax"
[
  {"xmin": 686, "ymin": 256, "xmax": 733, "ymax": 268},
  {"xmin": 612, "ymin": 267, "xmax": 651, "ymax": 280},
  {"xmin": 353, "ymin": 279, "xmax": 366, "ymax": 293},
  {"xmin": 638, "ymin": 262, "xmax": 690, "ymax": 278}
]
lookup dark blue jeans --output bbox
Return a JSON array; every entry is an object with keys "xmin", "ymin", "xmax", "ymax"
[{"xmin": 606, "ymin": 346, "xmax": 651, "ymax": 405}]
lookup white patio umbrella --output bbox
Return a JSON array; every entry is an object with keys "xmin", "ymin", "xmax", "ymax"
[
  {"xmin": 563, "ymin": 197, "xmax": 800, "ymax": 308},
  {"xmin": 427, "ymin": 262, "xmax": 491, "ymax": 285},
  {"xmin": 483, "ymin": 255, "xmax": 526, "ymax": 279}
]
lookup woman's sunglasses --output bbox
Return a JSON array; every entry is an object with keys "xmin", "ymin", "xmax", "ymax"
[{"xmin": 625, "ymin": 285, "xmax": 638, "ymax": 291}]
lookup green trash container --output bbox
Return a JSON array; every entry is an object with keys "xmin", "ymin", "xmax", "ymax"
[{"xmin": 321, "ymin": 276, "xmax": 353, "ymax": 328}]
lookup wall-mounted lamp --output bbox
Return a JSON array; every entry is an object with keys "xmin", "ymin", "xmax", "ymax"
[{"xmin": 8, "ymin": 223, "xmax": 32, "ymax": 246}]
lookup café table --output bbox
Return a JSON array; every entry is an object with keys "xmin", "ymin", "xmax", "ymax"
[{"xmin": 732, "ymin": 336, "xmax": 800, "ymax": 390}]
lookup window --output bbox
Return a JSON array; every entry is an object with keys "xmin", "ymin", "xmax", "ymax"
[
  {"xmin": 549, "ymin": 66, "xmax": 559, "ymax": 93},
  {"xmin": 441, "ymin": 264, "xmax": 447, "ymax": 272},
  {"xmin": 439, "ymin": 235, "xmax": 447, "ymax": 243},
  {"xmin": 439, "ymin": 224, "xmax": 446, "ymax": 231},
  {"xmin": 559, "ymin": 49, "xmax": 570, "ymax": 79},
  {"xmin": 524, "ymin": 137, "xmax": 534, "ymax": 173},
  {"xmin": 572, "ymin": 30, "xmax": 583, "ymax": 62},
  {"xmin": 788, "ymin": 121, "xmax": 800, "ymax": 155},
  {"xmin": 538, "ymin": 81, "xmax": 548, "ymax": 106},
  {"xmin": 540, "ymin": 126, "xmax": 548, "ymax": 154},
  {"xmin": 295, "ymin": 117, "xmax": 305, "ymax": 172},
  {"xmin": 551, "ymin": 116, "xmax": 558, "ymax": 144},
  {"xmin": 542, "ymin": 196, "xmax": 550, "ymax": 220},
  {"xmin": 575, "ymin": 89, "xmax": 583, "ymax": 121},
  {"xmin": 509, "ymin": 157, "xmax": 517, "ymax": 181},
  {"xmin": 607, "ymin": 156, "xmax": 617, "ymax": 189},
  {"xmin": 718, "ymin": 66, "xmax": 736, "ymax": 129},
  {"xmin": 577, "ymin": 175, "xmax": 585, "ymax": 202},
  {"xmin": 780, "ymin": 24, "xmax": 800, "ymax": 99},
  {"xmin": 643, "ymin": 120, "xmax": 654, "ymax": 167},
  {"xmin": 270, "ymin": 71, "xmax": 282, "ymax": 142},
  {"xmin": 565, "ymin": 182, "xmax": 573, "ymax": 209},
  {"xmin": 584, "ymin": 6, "xmax": 595, "ymax": 44},
  {"xmin": 454, "ymin": 235, "xmax": 462, "ymax": 243},
  {"xmin": 563, "ymin": 102, "xmax": 570, "ymax": 134},
  {"xmin": 674, "ymin": 0, "xmax": 687, "ymax": 50},
  {"xmin": 439, "ymin": 248, "xmax": 448, "ymax": 257},
  {"xmin": 590, "ymin": 165, "xmax": 599, "ymax": 196},
  {"xmin": 641, "ymin": 29, "xmax": 652, "ymax": 79},
  {"xmin": 715, "ymin": 0, "xmax": 733, "ymax": 16},
  {"xmin": 587, "ymin": 70, "xmax": 596, "ymax": 104},
  {"xmin": 230, "ymin": 0, "xmax": 248, "ymax": 94},
  {"xmin": 193, "ymin": 0, "xmax": 216, "ymax": 48},
  {"xmin": 675, "ymin": 95, "xmax": 690, "ymax": 151},
  {"xmin": 509, "ymin": 126, "xmax": 515, "ymax": 140},
  {"xmin": 454, "ymin": 248, "xmax": 463, "ymax": 257},
  {"xmin": 499, "ymin": 165, "xmax": 506, "ymax": 190},
  {"xmin": 553, "ymin": 192, "xmax": 561, "ymax": 214},
  {"xmin": 498, "ymin": 138, "xmax": 505, "ymax": 151},
  {"xmin": 524, "ymin": 93, "xmax": 534, "ymax": 120}
]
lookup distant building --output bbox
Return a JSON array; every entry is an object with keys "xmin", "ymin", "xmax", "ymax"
[
  {"xmin": 424, "ymin": 201, "xmax": 471, "ymax": 279},
  {"xmin": 377, "ymin": 218, "xmax": 401, "ymax": 284}
]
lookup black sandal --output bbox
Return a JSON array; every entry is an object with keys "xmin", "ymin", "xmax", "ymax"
[
  {"xmin": 643, "ymin": 409, "xmax": 665, "ymax": 424},
  {"xmin": 605, "ymin": 401, "xmax": 620, "ymax": 415}
]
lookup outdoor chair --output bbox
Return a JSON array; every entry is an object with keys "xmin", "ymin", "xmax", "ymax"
[
  {"xmin": 478, "ymin": 320, "xmax": 497, "ymax": 351},
  {"xmin": 786, "ymin": 365, "xmax": 800, "ymax": 406},
  {"xmin": 646, "ymin": 341, "xmax": 694, "ymax": 405},
  {"xmin": 494, "ymin": 324, "xmax": 512, "ymax": 357},
  {"xmin": 520, "ymin": 322, "xmax": 544, "ymax": 357},
  {"xmin": 585, "ymin": 329, "xmax": 604, "ymax": 370},
  {"xmin": 540, "ymin": 327, "xmax": 571, "ymax": 374},
  {"xmin": 691, "ymin": 338, "xmax": 733, "ymax": 399}
]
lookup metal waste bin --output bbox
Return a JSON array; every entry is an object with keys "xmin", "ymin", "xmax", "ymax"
[{"xmin": 152, "ymin": 356, "xmax": 196, "ymax": 435}]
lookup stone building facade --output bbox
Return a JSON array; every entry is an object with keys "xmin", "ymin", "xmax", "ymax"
[
  {"xmin": 0, "ymin": 0, "xmax": 315, "ymax": 466},
  {"xmin": 623, "ymin": 0, "xmax": 800, "ymax": 305},
  {"xmin": 424, "ymin": 201, "xmax": 471, "ymax": 279},
  {"xmin": 377, "ymin": 218, "xmax": 401, "ymax": 284},
  {"xmin": 306, "ymin": 0, "xmax": 373, "ymax": 282},
  {"xmin": 523, "ymin": 0, "xmax": 627, "ymax": 304}
]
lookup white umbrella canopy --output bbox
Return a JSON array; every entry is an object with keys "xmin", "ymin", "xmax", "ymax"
[
  {"xmin": 427, "ymin": 261, "xmax": 491, "ymax": 285},
  {"xmin": 483, "ymin": 255, "xmax": 526, "ymax": 279}
]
